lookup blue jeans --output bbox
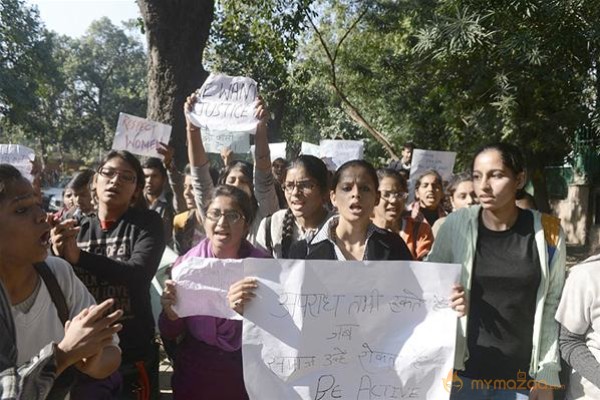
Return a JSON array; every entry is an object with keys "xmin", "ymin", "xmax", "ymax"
[{"xmin": 451, "ymin": 376, "xmax": 530, "ymax": 400}]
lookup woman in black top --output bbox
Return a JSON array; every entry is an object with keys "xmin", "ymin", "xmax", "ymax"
[{"xmin": 52, "ymin": 150, "xmax": 166, "ymax": 400}]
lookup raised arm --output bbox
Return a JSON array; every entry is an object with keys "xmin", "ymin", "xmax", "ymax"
[
  {"xmin": 185, "ymin": 94, "xmax": 209, "ymax": 168},
  {"xmin": 252, "ymin": 99, "xmax": 279, "ymax": 219}
]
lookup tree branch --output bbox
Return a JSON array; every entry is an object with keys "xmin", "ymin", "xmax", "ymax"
[{"xmin": 305, "ymin": 5, "xmax": 399, "ymax": 159}]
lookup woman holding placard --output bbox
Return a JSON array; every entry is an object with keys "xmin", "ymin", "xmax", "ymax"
[
  {"xmin": 160, "ymin": 185, "xmax": 269, "ymax": 399},
  {"xmin": 427, "ymin": 143, "xmax": 565, "ymax": 400},
  {"xmin": 256, "ymin": 154, "xmax": 333, "ymax": 259},
  {"xmin": 184, "ymin": 92, "xmax": 279, "ymax": 245}
]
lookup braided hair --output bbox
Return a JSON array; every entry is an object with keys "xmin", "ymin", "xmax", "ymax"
[{"xmin": 278, "ymin": 155, "xmax": 329, "ymax": 258}]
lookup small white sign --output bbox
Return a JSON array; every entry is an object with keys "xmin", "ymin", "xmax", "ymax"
[
  {"xmin": 111, "ymin": 113, "xmax": 172, "ymax": 158},
  {"xmin": 300, "ymin": 142, "xmax": 320, "ymax": 157},
  {"xmin": 408, "ymin": 149, "xmax": 456, "ymax": 200},
  {"xmin": 202, "ymin": 130, "xmax": 251, "ymax": 154},
  {"xmin": 320, "ymin": 140, "xmax": 364, "ymax": 171},
  {"xmin": 250, "ymin": 142, "xmax": 287, "ymax": 163}
]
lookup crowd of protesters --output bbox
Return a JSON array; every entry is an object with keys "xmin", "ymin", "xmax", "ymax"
[{"xmin": 1, "ymin": 90, "xmax": 598, "ymax": 400}]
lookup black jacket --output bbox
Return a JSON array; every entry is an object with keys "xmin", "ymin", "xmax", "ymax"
[
  {"xmin": 75, "ymin": 207, "xmax": 165, "ymax": 362},
  {"xmin": 289, "ymin": 227, "xmax": 413, "ymax": 261}
]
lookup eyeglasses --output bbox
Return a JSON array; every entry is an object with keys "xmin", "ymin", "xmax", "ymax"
[
  {"xmin": 380, "ymin": 191, "xmax": 408, "ymax": 201},
  {"xmin": 283, "ymin": 181, "xmax": 316, "ymax": 194},
  {"xmin": 98, "ymin": 167, "xmax": 137, "ymax": 183},
  {"xmin": 205, "ymin": 209, "xmax": 244, "ymax": 224}
]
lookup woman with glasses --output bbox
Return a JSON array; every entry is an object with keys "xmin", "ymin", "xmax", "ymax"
[
  {"xmin": 51, "ymin": 150, "xmax": 166, "ymax": 400},
  {"xmin": 372, "ymin": 169, "xmax": 434, "ymax": 260},
  {"xmin": 256, "ymin": 155, "xmax": 332, "ymax": 258},
  {"xmin": 408, "ymin": 169, "xmax": 447, "ymax": 226},
  {"xmin": 184, "ymin": 93, "xmax": 279, "ymax": 245},
  {"xmin": 286, "ymin": 160, "xmax": 414, "ymax": 261},
  {"xmin": 159, "ymin": 185, "xmax": 269, "ymax": 399}
]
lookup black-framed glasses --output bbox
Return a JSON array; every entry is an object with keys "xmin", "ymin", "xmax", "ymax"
[
  {"xmin": 98, "ymin": 167, "xmax": 137, "ymax": 183},
  {"xmin": 283, "ymin": 180, "xmax": 316, "ymax": 194},
  {"xmin": 205, "ymin": 209, "xmax": 244, "ymax": 224},
  {"xmin": 380, "ymin": 190, "xmax": 408, "ymax": 201}
]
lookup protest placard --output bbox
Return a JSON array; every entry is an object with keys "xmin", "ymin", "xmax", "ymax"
[
  {"xmin": 202, "ymin": 130, "xmax": 251, "ymax": 154},
  {"xmin": 188, "ymin": 74, "xmax": 259, "ymax": 135},
  {"xmin": 319, "ymin": 140, "xmax": 364, "ymax": 170},
  {"xmin": 300, "ymin": 142, "xmax": 320, "ymax": 157},
  {"xmin": 242, "ymin": 259, "xmax": 460, "ymax": 400},
  {"xmin": 111, "ymin": 113, "xmax": 172, "ymax": 158},
  {"xmin": 170, "ymin": 257, "xmax": 244, "ymax": 321},
  {"xmin": 250, "ymin": 142, "xmax": 287, "ymax": 163},
  {"xmin": 0, "ymin": 144, "xmax": 35, "ymax": 181},
  {"xmin": 408, "ymin": 149, "xmax": 457, "ymax": 202}
]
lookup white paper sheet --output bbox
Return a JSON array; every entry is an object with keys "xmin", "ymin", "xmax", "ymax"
[
  {"xmin": 250, "ymin": 142, "xmax": 287, "ymax": 163},
  {"xmin": 0, "ymin": 144, "xmax": 35, "ymax": 181},
  {"xmin": 242, "ymin": 259, "xmax": 460, "ymax": 400},
  {"xmin": 111, "ymin": 113, "xmax": 172, "ymax": 158},
  {"xmin": 319, "ymin": 140, "xmax": 364, "ymax": 170},
  {"xmin": 188, "ymin": 74, "xmax": 259, "ymax": 135},
  {"xmin": 171, "ymin": 257, "xmax": 244, "ymax": 320}
]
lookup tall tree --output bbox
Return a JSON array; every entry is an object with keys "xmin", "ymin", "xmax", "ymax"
[
  {"xmin": 60, "ymin": 17, "xmax": 147, "ymax": 160},
  {"xmin": 137, "ymin": 0, "xmax": 215, "ymax": 169}
]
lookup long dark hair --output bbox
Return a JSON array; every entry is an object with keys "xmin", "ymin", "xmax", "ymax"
[
  {"xmin": 376, "ymin": 168, "xmax": 408, "ymax": 192},
  {"xmin": 472, "ymin": 142, "xmax": 526, "ymax": 197},
  {"xmin": 97, "ymin": 150, "xmax": 146, "ymax": 210},
  {"xmin": 0, "ymin": 164, "xmax": 25, "ymax": 203},
  {"xmin": 279, "ymin": 155, "xmax": 329, "ymax": 258},
  {"xmin": 331, "ymin": 159, "xmax": 379, "ymax": 191}
]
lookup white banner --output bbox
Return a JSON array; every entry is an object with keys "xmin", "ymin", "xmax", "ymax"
[
  {"xmin": 0, "ymin": 144, "xmax": 35, "ymax": 182},
  {"xmin": 111, "ymin": 113, "xmax": 172, "ymax": 158},
  {"xmin": 171, "ymin": 257, "xmax": 244, "ymax": 321},
  {"xmin": 188, "ymin": 74, "xmax": 259, "ymax": 135},
  {"xmin": 242, "ymin": 259, "xmax": 460, "ymax": 400},
  {"xmin": 202, "ymin": 130, "xmax": 251, "ymax": 154},
  {"xmin": 319, "ymin": 140, "xmax": 364, "ymax": 171}
]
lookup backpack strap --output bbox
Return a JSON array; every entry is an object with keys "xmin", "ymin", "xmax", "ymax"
[
  {"xmin": 541, "ymin": 214, "xmax": 561, "ymax": 264},
  {"xmin": 34, "ymin": 262, "xmax": 69, "ymax": 326},
  {"xmin": 265, "ymin": 215, "xmax": 273, "ymax": 255}
]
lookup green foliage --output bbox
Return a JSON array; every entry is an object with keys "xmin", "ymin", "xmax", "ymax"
[
  {"xmin": 1, "ymin": 9, "xmax": 147, "ymax": 164},
  {"xmin": 0, "ymin": 0, "xmax": 56, "ymax": 124},
  {"xmin": 59, "ymin": 17, "xmax": 147, "ymax": 159}
]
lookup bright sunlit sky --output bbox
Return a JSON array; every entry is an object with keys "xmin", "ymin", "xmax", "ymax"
[{"xmin": 26, "ymin": 0, "xmax": 141, "ymax": 37}]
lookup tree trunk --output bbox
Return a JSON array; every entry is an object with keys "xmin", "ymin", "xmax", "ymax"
[{"xmin": 137, "ymin": 0, "xmax": 215, "ymax": 170}]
